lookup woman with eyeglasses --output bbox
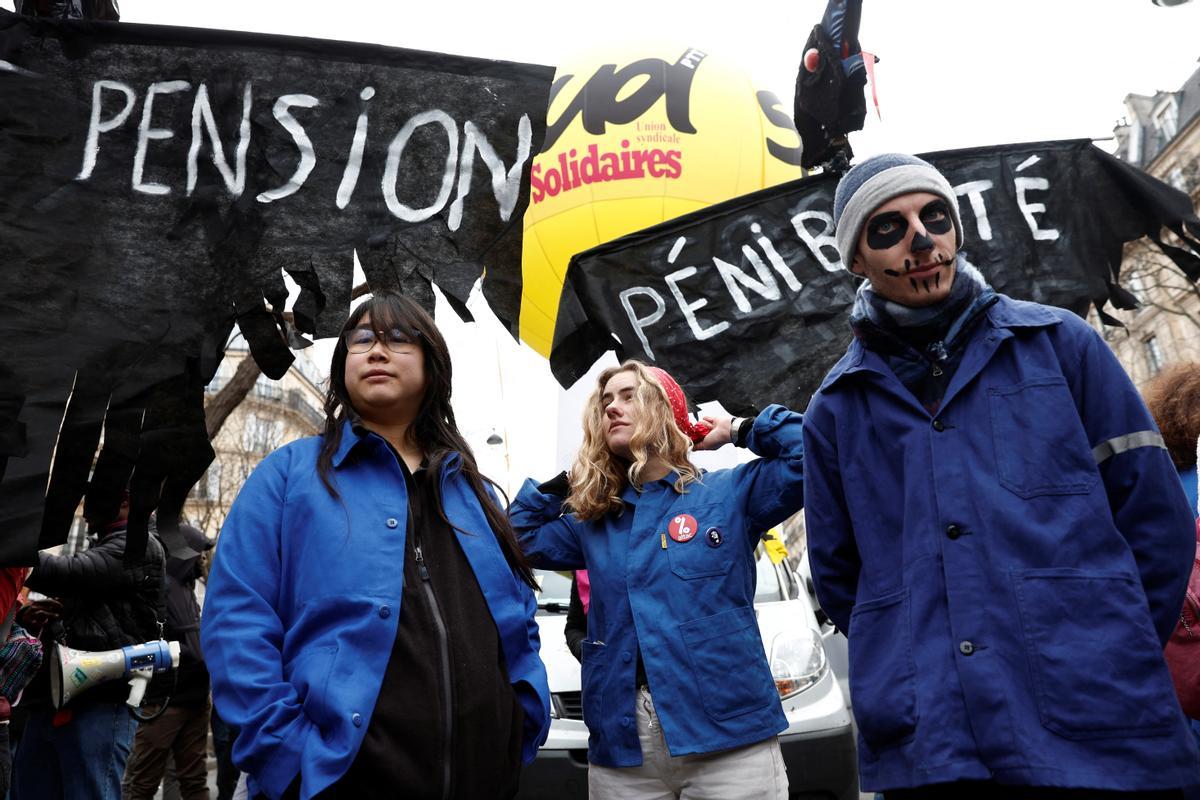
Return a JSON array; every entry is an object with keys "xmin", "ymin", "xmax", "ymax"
[{"xmin": 201, "ymin": 292, "xmax": 550, "ymax": 800}]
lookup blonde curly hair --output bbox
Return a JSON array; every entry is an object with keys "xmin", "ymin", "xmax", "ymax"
[{"xmin": 567, "ymin": 361, "xmax": 702, "ymax": 521}]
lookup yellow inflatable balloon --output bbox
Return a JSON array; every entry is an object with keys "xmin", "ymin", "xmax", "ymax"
[{"xmin": 520, "ymin": 45, "xmax": 806, "ymax": 357}]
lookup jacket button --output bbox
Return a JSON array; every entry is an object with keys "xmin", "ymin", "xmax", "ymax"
[
  {"xmin": 379, "ymin": 605, "xmax": 391, "ymax": 619},
  {"xmin": 959, "ymin": 640, "xmax": 975, "ymax": 656},
  {"xmin": 621, "ymin": 716, "xmax": 632, "ymax": 728},
  {"xmin": 352, "ymin": 713, "xmax": 363, "ymax": 726},
  {"xmin": 932, "ymin": 419, "xmax": 945, "ymax": 432},
  {"xmin": 946, "ymin": 524, "xmax": 961, "ymax": 540},
  {"xmin": 622, "ymin": 651, "xmax": 632, "ymax": 663},
  {"xmin": 386, "ymin": 518, "xmax": 399, "ymax": 529}
]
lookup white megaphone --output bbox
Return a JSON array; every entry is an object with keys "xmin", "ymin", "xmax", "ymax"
[{"xmin": 50, "ymin": 640, "xmax": 180, "ymax": 709}]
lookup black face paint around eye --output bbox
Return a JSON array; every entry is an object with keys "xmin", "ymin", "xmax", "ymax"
[
  {"xmin": 866, "ymin": 212, "xmax": 908, "ymax": 250},
  {"xmin": 920, "ymin": 200, "xmax": 953, "ymax": 236}
]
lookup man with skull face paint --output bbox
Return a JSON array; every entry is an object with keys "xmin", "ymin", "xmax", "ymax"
[{"xmin": 803, "ymin": 154, "xmax": 1200, "ymax": 798}]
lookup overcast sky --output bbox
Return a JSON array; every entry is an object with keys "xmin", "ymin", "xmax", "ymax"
[{"xmin": 8, "ymin": 0, "xmax": 1198, "ymax": 490}]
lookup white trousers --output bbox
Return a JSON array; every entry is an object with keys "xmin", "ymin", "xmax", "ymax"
[{"xmin": 588, "ymin": 686, "xmax": 789, "ymax": 800}]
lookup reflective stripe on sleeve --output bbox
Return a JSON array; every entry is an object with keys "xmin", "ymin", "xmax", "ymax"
[{"xmin": 1091, "ymin": 431, "xmax": 1167, "ymax": 464}]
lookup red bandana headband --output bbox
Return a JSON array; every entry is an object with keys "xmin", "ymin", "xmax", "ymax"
[{"xmin": 646, "ymin": 367, "xmax": 711, "ymax": 444}]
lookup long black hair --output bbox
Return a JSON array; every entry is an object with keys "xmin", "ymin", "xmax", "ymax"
[{"xmin": 317, "ymin": 292, "xmax": 537, "ymax": 590}]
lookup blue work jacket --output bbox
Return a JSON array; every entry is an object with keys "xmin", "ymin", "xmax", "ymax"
[
  {"xmin": 201, "ymin": 423, "xmax": 551, "ymax": 800},
  {"xmin": 804, "ymin": 295, "xmax": 1200, "ymax": 792},
  {"xmin": 510, "ymin": 405, "xmax": 803, "ymax": 767}
]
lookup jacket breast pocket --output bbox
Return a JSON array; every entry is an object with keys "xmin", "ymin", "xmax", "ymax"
[
  {"xmin": 848, "ymin": 589, "xmax": 919, "ymax": 752},
  {"xmin": 663, "ymin": 504, "xmax": 735, "ymax": 580},
  {"xmin": 1013, "ymin": 569, "xmax": 1177, "ymax": 739},
  {"xmin": 988, "ymin": 378, "xmax": 1097, "ymax": 498},
  {"xmin": 678, "ymin": 606, "xmax": 775, "ymax": 721}
]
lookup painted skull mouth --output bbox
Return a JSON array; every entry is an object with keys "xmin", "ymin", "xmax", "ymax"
[
  {"xmin": 883, "ymin": 254, "xmax": 953, "ymax": 279},
  {"xmin": 880, "ymin": 254, "xmax": 955, "ymax": 294}
]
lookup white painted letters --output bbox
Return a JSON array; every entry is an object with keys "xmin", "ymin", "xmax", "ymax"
[
  {"xmin": 336, "ymin": 86, "xmax": 374, "ymax": 210},
  {"xmin": 132, "ymin": 80, "xmax": 190, "ymax": 195},
  {"xmin": 257, "ymin": 94, "xmax": 320, "ymax": 204},
  {"xmin": 789, "ymin": 210, "xmax": 841, "ymax": 272},
  {"xmin": 619, "ymin": 287, "xmax": 667, "ymax": 359},
  {"xmin": 751, "ymin": 223, "xmax": 803, "ymax": 291},
  {"xmin": 76, "ymin": 80, "xmax": 137, "ymax": 181},
  {"xmin": 448, "ymin": 114, "xmax": 533, "ymax": 231},
  {"xmin": 1014, "ymin": 177, "xmax": 1060, "ymax": 241},
  {"xmin": 664, "ymin": 266, "xmax": 730, "ymax": 341},
  {"xmin": 954, "ymin": 180, "xmax": 994, "ymax": 241},
  {"xmin": 73, "ymin": 79, "xmax": 535, "ymax": 229},
  {"xmin": 187, "ymin": 82, "xmax": 253, "ymax": 198},
  {"xmin": 382, "ymin": 109, "xmax": 458, "ymax": 223},
  {"xmin": 713, "ymin": 252, "xmax": 780, "ymax": 314}
]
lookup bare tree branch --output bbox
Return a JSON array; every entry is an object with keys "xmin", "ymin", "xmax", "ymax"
[{"xmin": 204, "ymin": 355, "xmax": 262, "ymax": 440}]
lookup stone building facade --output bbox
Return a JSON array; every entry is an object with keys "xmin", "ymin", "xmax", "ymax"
[
  {"xmin": 1093, "ymin": 60, "xmax": 1200, "ymax": 388},
  {"xmin": 184, "ymin": 337, "xmax": 326, "ymax": 540}
]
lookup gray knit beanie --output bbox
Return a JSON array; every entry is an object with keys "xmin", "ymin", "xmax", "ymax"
[{"xmin": 832, "ymin": 153, "xmax": 963, "ymax": 271}]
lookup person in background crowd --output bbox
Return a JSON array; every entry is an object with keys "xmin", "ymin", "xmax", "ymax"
[
  {"xmin": 512, "ymin": 360, "xmax": 803, "ymax": 800},
  {"xmin": 11, "ymin": 488, "xmax": 166, "ymax": 800},
  {"xmin": 804, "ymin": 153, "xmax": 1199, "ymax": 799},
  {"xmin": 210, "ymin": 705, "xmax": 241, "ymax": 800},
  {"xmin": 123, "ymin": 523, "xmax": 214, "ymax": 800},
  {"xmin": 0, "ymin": 565, "xmax": 32, "ymax": 796},
  {"xmin": 202, "ymin": 292, "xmax": 550, "ymax": 800},
  {"xmin": 1144, "ymin": 362, "xmax": 1200, "ymax": 514}
]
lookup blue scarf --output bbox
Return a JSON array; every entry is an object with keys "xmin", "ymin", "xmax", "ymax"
[{"xmin": 849, "ymin": 255, "xmax": 998, "ymax": 413}]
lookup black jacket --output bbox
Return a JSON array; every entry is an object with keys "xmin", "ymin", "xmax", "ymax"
[
  {"xmin": 25, "ymin": 524, "xmax": 166, "ymax": 706},
  {"xmin": 146, "ymin": 552, "xmax": 208, "ymax": 707}
]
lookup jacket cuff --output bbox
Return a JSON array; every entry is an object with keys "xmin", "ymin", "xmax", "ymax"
[{"xmin": 252, "ymin": 713, "xmax": 312, "ymax": 800}]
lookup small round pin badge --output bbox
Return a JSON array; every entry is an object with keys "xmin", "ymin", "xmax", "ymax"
[
  {"xmin": 705, "ymin": 527, "xmax": 723, "ymax": 547},
  {"xmin": 667, "ymin": 514, "xmax": 698, "ymax": 543}
]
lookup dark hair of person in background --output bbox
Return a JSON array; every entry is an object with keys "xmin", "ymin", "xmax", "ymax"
[
  {"xmin": 1143, "ymin": 361, "xmax": 1200, "ymax": 470},
  {"xmin": 316, "ymin": 291, "xmax": 537, "ymax": 590}
]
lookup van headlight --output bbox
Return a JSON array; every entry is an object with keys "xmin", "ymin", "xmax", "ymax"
[{"xmin": 770, "ymin": 628, "xmax": 827, "ymax": 699}]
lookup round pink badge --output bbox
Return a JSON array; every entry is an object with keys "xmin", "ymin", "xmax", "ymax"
[{"xmin": 667, "ymin": 514, "xmax": 698, "ymax": 543}]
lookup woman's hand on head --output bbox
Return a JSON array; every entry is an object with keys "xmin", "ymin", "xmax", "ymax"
[{"xmin": 692, "ymin": 416, "xmax": 733, "ymax": 451}]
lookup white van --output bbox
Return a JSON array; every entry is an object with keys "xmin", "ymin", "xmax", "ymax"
[{"xmin": 518, "ymin": 552, "xmax": 859, "ymax": 800}]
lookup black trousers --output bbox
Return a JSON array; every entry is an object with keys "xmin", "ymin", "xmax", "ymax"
[{"xmin": 884, "ymin": 783, "xmax": 1184, "ymax": 800}]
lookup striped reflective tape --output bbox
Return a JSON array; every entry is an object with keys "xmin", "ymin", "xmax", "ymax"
[{"xmin": 1091, "ymin": 431, "xmax": 1167, "ymax": 464}]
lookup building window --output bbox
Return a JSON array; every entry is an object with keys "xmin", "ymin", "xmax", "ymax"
[
  {"xmin": 196, "ymin": 463, "xmax": 222, "ymax": 500},
  {"xmin": 1168, "ymin": 166, "xmax": 1188, "ymax": 192},
  {"xmin": 1153, "ymin": 99, "xmax": 1178, "ymax": 143},
  {"xmin": 1127, "ymin": 270, "xmax": 1146, "ymax": 302},
  {"xmin": 253, "ymin": 375, "xmax": 283, "ymax": 401},
  {"xmin": 1144, "ymin": 335, "xmax": 1165, "ymax": 377},
  {"xmin": 243, "ymin": 414, "xmax": 284, "ymax": 453}
]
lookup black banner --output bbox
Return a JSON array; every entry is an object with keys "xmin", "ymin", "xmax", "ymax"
[
  {"xmin": 551, "ymin": 139, "xmax": 1200, "ymax": 416},
  {"xmin": 0, "ymin": 12, "xmax": 552, "ymax": 563}
]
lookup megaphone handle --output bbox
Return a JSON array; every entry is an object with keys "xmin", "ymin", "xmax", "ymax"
[{"xmin": 126, "ymin": 668, "xmax": 153, "ymax": 708}]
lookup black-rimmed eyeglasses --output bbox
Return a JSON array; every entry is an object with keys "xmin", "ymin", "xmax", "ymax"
[{"xmin": 343, "ymin": 326, "xmax": 421, "ymax": 354}]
